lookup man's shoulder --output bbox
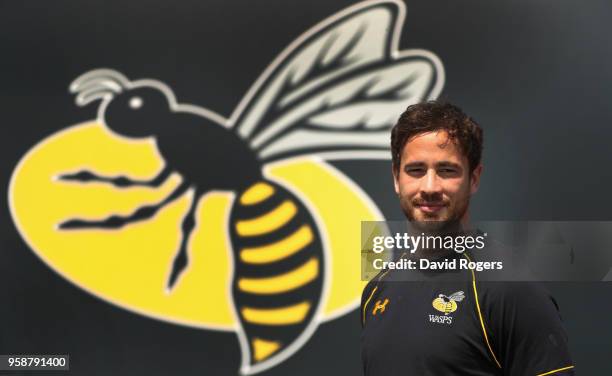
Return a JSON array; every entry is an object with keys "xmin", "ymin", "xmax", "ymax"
[
  {"xmin": 465, "ymin": 236, "xmax": 535, "ymax": 281},
  {"xmin": 476, "ymin": 281, "xmax": 559, "ymax": 313},
  {"xmin": 361, "ymin": 269, "xmax": 389, "ymax": 303}
]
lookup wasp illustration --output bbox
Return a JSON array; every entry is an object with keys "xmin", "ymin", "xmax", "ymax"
[
  {"xmin": 19, "ymin": 1, "xmax": 443, "ymax": 374},
  {"xmin": 432, "ymin": 291, "xmax": 465, "ymax": 315}
]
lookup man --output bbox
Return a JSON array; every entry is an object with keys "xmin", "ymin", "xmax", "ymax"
[{"xmin": 361, "ymin": 101, "xmax": 574, "ymax": 375}]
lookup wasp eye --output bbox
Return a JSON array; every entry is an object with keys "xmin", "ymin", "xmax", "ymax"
[{"xmin": 129, "ymin": 97, "xmax": 143, "ymax": 109}]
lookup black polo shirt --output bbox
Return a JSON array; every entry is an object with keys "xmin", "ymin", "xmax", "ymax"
[{"xmin": 361, "ymin": 250, "xmax": 574, "ymax": 376}]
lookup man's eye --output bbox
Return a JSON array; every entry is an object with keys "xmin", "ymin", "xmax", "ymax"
[
  {"xmin": 438, "ymin": 168, "xmax": 458, "ymax": 176},
  {"xmin": 405, "ymin": 168, "xmax": 425, "ymax": 176}
]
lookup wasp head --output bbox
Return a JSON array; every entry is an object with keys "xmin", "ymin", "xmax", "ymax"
[{"xmin": 70, "ymin": 69, "xmax": 173, "ymax": 139}]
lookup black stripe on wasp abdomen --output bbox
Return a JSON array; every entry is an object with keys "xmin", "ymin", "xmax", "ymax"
[{"xmin": 229, "ymin": 179, "xmax": 325, "ymax": 367}]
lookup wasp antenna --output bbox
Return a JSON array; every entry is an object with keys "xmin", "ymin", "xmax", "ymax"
[
  {"xmin": 74, "ymin": 80, "xmax": 123, "ymax": 94},
  {"xmin": 74, "ymin": 83, "xmax": 120, "ymax": 106},
  {"xmin": 69, "ymin": 68, "xmax": 130, "ymax": 93},
  {"xmin": 75, "ymin": 91, "xmax": 114, "ymax": 107},
  {"xmin": 70, "ymin": 70, "xmax": 129, "ymax": 107}
]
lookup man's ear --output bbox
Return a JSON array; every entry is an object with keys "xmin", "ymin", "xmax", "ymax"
[
  {"xmin": 470, "ymin": 164, "xmax": 483, "ymax": 195},
  {"xmin": 392, "ymin": 165, "xmax": 400, "ymax": 195}
]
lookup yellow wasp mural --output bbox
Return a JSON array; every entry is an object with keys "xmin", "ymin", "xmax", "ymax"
[{"xmin": 8, "ymin": 0, "xmax": 443, "ymax": 374}]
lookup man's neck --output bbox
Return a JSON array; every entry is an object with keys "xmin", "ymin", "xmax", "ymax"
[{"xmin": 405, "ymin": 220, "xmax": 467, "ymax": 261}]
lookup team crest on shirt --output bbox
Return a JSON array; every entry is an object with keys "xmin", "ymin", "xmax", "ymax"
[{"xmin": 429, "ymin": 291, "xmax": 465, "ymax": 325}]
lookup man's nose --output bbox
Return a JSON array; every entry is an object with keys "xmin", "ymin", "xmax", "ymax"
[{"xmin": 420, "ymin": 169, "xmax": 442, "ymax": 195}]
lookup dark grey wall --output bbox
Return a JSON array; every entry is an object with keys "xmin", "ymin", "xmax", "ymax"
[{"xmin": 1, "ymin": 0, "xmax": 610, "ymax": 374}]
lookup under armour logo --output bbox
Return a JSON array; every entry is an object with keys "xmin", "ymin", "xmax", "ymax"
[{"xmin": 372, "ymin": 298, "xmax": 389, "ymax": 315}]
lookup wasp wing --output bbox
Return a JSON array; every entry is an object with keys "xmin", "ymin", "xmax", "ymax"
[
  {"xmin": 231, "ymin": 0, "xmax": 443, "ymax": 162},
  {"xmin": 232, "ymin": 1, "xmax": 398, "ymax": 139},
  {"xmin": 449, "ymin": 291, "xmax": 465, "ymax": 302},
  {"xmin": 256, "ymin": 57, "xmax": 440, "ymax": 161}
]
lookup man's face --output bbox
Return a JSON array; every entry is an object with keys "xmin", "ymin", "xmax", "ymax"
[{"xmin": 393, "ymin": 131, "xmax": 482, "ymax": 225}]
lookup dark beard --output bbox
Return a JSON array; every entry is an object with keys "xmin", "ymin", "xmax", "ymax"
[{"xmin": 399, "ymin": 194, "xmax": 470, "ymax": 234}]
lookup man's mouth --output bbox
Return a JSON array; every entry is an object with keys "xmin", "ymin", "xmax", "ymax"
[{"xmin": 415, "ymin": 203, "xmax": 447, "ymax": 213}]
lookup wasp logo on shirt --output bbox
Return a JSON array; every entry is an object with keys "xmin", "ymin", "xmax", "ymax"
[
  {"xmin": 8, "ymin": 1, "xmax": 443, "ymax": 374},
  {"xmin": 430, "ymin": 291, "xmax": 465, "ymax": 325}
]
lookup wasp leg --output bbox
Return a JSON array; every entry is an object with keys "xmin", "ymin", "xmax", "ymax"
[
  {"xmin": 57, "ymin": 166, "xmax": 172, "ymax": 188},
  {"xmin": 58, "ymin": 181, "xmax": 190, "ymax": 229},
  {"xmin": 166, "ymin": 191, "xmax": 201, "ymax": 290}
]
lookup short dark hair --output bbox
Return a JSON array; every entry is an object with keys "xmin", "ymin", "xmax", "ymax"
[{"xmin": 391, "ymin": 101, "xmax": 483, "ymax": 175}]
